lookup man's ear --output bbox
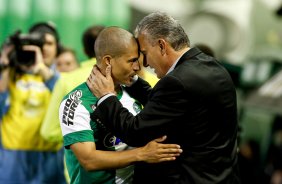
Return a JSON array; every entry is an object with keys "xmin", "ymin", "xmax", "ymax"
[
  {"xmin": 103, "ymin": 55, "xmax": 112, "ymax": 66},
  {"xmin": 158, "ymin": 39, "xmax": 166, "ymax": 55}
]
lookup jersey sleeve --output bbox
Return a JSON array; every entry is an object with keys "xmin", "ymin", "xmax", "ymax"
[{"xmin": 59, "ymin": 97, "xmax": 94, "ymax": 147}]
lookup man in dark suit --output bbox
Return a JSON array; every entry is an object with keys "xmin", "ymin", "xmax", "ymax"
[{"xmin": 87, "ymin": 12, "xmax": 241, "ymax": 184}]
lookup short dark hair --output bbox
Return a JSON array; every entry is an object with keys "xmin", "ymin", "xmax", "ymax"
[
  {"xmin": 29, "ymin": 21, "xmax": 60, "ymax": 43},
  {"xmin": 94, "ymin": 26, "xmax": 137, "ymax": 63},
  {"xmin": 195, "ymin": 44, "xmax": 215, "ymax": 57},
  {"xmin": 82, "ymin": 25, "xmax": 105, "ymax": 58}
]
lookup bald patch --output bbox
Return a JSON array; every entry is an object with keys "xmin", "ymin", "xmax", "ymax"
[{"xmin": 95, "ymin": 27, "xmax": 137, "ymax": 63}]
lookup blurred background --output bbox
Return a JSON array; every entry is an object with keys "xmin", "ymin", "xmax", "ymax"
[
  {"xmin": 0, "ymin": 0, "xmax": 281, "ymax": 63},
  {"xmin": 2, "ymin": 0, "xmax": 282, "ymax": 183}
]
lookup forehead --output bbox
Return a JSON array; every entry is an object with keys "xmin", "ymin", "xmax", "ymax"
[
  {"xmin": 137, "ymin": 34, "xmax": 150, "ymax": 51},
  {"xmin": 44, "ymin": 33, "xmax": 56, "ymax": 42},
  {"xmin": 122, "ymin": 39, "xmax": 139, "ymax": 57},
  {"xmin": 58, "ymin": 52, "xmax": 75, "ymax": 60}
]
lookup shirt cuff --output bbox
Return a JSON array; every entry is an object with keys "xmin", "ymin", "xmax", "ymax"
[{"xmin": 97, "ymin": 93, "xmax": 116, "ymax": 105}]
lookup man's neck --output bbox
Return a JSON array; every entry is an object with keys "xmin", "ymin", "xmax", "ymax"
[{"xmin": 114, "ymin": 84, "xmax": 121, "ymax": 94}]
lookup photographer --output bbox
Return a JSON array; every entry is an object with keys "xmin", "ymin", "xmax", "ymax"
[
  {"xmin": 0, "ymin": 22, "xmax": 66, "ymax": 184},
  {"xmin": 28, "ymin": 21, "xmax": 61, "ymax": 90}
]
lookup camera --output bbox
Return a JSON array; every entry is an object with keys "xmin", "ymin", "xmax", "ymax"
[{"xmin": 7, "ymin": 30, "xmax": 45, "ymax": 67}]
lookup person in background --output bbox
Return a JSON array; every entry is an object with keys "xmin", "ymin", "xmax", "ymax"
[
  {"xmin": 194, "ymin": 43, "xmax": 215, "ymax": 57},
  {"xmin": 28, "ymin": 21, "xmax": 61, "ymax": 90},
  {"xmin": 40, "ymin": 25, "xmax": 105, "ymax": 144},
  {"xmin": 59, "ymin": 26, "xmax": 182, "ymax": 184},
  {"xmin": 0, "ymin": 21, "xmax": 66, "ymax": 184},
  {"xmin": 87, "ymin": 12, "xmax": 241, "ymax": 184},
  {"xmin": 56, "ymin": 46, "xmax": 79, "ymax": 73}
]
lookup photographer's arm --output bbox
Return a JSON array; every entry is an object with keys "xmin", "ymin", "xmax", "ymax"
[
  {"xmin": 0, "ymin": 44, "xmax": 13, "ymax": 92},
  {"xmin": 0, "ymin": 45, "xmax": 12, "ymax": 119},
  {"xmin": 0, "ymin": 68, "xmax": 9, "ymax": 92},
  {"xmin": 0, "ymin": 67, "xmax": 10, "ymax": 119},
  {"xmin": 37, "ymin": 63, "xmax": 55, "ymax": 81},
  {"xmin": 41, "ymin": 66, "xmax": 59, "ymax": 91}
]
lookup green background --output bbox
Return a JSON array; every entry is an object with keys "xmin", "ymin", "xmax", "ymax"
[{"xmin": 0, "ymin": 0, "xmax": 130, "ymax": 62}]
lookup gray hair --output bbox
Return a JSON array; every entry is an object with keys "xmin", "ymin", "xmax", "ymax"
[{"xmin": 134, "ymin": 12, "xmax": 190, "ymax": 51}]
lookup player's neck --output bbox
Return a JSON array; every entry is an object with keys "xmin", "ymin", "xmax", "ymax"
[{"xmin": 114, "ymin": 85, "xmax": 121, "ymax": 94}]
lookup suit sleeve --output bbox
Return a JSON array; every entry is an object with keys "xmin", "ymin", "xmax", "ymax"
[
  {"xmin": 124, "ymin": 77, "xmax": 153, "ymax": 106},
  {"xmin": 91, "ymin": 75, "xmax": 187, "ymax": 146}
]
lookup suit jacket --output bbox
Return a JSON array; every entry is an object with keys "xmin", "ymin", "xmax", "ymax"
[{"xmin": 91, "ymin": 47, "xmax": 241, "ymax": 184}]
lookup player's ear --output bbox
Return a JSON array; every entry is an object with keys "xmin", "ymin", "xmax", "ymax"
[{"xmin": 103, "ymin": 55, "xmax": 112, "ymax": 66}]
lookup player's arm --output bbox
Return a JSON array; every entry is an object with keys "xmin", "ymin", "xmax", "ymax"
[{"xmin": 70, "ymin": 135, "xmax": 182, "ymax": 171}]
